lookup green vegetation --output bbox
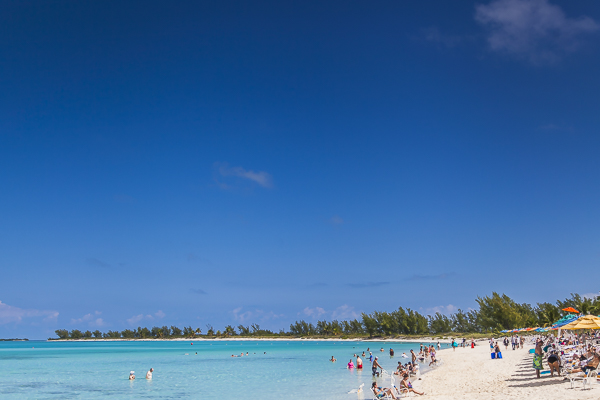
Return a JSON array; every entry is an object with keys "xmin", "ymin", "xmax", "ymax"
[{"xmin": 51, "ymin": 292, "xmax": 598, "ymax": 340}]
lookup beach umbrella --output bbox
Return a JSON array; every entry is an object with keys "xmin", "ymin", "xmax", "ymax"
[
  {"xmin": 562, "ymin": 315, "xmax": 600, "ymax": 330},
  {"xmin": 562, "ymin": 307, "xmax": 579, "ymax": 314}
]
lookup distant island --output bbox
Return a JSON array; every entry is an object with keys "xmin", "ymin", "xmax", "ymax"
[
  {"xmin": 0, "ymin": 338, "xmax": 29, "ymax": 341},
  {"xmin": 50, "ymin": 292, "xmax": 593, "ymax": 340}
]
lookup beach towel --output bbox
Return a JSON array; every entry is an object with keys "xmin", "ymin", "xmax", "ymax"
[{"xmin": 533, "ymin": 354, "xmax": 543, "ymax": 370}]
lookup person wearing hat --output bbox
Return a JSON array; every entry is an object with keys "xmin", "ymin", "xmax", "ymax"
[
  {"xmin": 129, "ymin": 371, "xmax": 135, "ymax": 380},
  {"xmin": 372, "ymin": 356, "xmax": 383, "ymax": 377}
]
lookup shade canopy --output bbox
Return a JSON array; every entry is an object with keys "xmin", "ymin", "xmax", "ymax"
[
  {"xmin": 562, "ymin": 307, "xmax": 580, "ymax": 314},
  {"xmin": 562, "ymin": 315, "xmax": 600, "ymax": 330}
]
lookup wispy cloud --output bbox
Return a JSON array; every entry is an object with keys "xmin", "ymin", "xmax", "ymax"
[
  {"xmin": 0, "ymin": 300, "xmax": 59, "ymax": 324},
  {"xmin": 232, "ymin": 307, "xmax": 284, "ymax": 323},
  {"xmin": 346, "ymin": 281, "xmax": 390, "ymax": 288},
  {"xmin": 537, "ymin": 123, "xmax": 573, "ymax": 133},
  {"xmin": 329, "ymin": 215, "xmax": 344, "ymax": 225},
  {"xmin": 421, "ymin": 27, "xmax": 468, "ymax": 48},
  {"xmin": 190, "ymin": 288, "xmax": 207, "ymax": 295},
  {"xmin": 307, "ymin": 282, "xmax": 328, "ymax": 288},
  {"xmin": 126, "ymin": 310, "xmax": 166, "ymax": 326},
  {"xmin": 331, "ymin": 305, "xmax": 360, "ymax": 320},
  {"xmin": 113, "ymin": 194, "xmax": 135, "ymax": 204},
  {"xmin": 301, "ymin": 307, "xmax": 326, "ymax": 318},
  {"xmin": 86, "ymin": 258, "xmax": 112, "ymax": 269},
  {"xmin": 408, "ymin": 273, "xmax": 455, "ymax": 281},
  {"xmin": 215, "ymin": 163, "xmax": 273, "ymax": 189},
  {"xmin": 424, "ymin": 304, "xmax": 458, "ymax": 316},
  {"xmin": 71, "ymin": 311, "xmax": 104, "ymax": 327},
  {"xmin": 475, "ymin": 0, "xmax": 599, "ymax": 64}
]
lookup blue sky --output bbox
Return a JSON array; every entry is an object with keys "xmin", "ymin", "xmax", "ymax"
[{"xmin": 1, "ymin": 0, "xmax": 599, "ymax": 339}]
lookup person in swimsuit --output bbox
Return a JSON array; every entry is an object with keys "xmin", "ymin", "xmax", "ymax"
[
  {"xmin": 356, "ymin": 356, "xmax": 363, "ymax": 369},
  {"xmin": 410, "ymin": 349, "xmax": 417, "ymax": 365},
  {"xmin": 533, "ymin": 341, "xmax": 543, "ymax": 378},
  {"xmin": 330, "ymin": 356, "xmax": 336, "ymax": 362},
  {"xmin": 400, "ymin": 374, "xmax": 424, "ymax": 395},
  {"xmin": 372, "ymin": 356, "xmax": 383, "ymax": 377},
  {"xmin": 129, "ymin": 371, "xmax": 135, "ymax": 380},
  {"xmin": 547, "ymin": 351, "xmax": 560, "ymax": 377},
  {"xmin": 146, "ymin": 368, "xmax": 153, "ymax": 379},
  {"xmin": 371, "ymin": 382, "xmax": 397, "ymax": 399},
  {"xmin": 347, "ymin": 359, "xmax": 354, "ymax": 369}
]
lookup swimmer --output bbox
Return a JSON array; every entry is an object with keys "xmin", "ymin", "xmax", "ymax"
[
  {"xmin": 129, "ymin": 371, "xmax": 135, "ymax": 380},
  {"xmin": 330, "ymin": 356, "xmax": 336, "ymax": 362},
  {"xmin": 146, "ymin": 368, "xmax": 153, "ymax": 379},
  {"xmin": 356, "ymin": 355, "xmax": 363, "ymax": 369},
  {"xmin": 348, "ymin": 359, "xmax": 354, "ymax": 369}
]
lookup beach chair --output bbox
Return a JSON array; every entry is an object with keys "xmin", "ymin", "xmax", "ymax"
[
  {"xmin": 347, "ymin": 383, "xmax": 364, "ymax": 395},
  {"xmin": 370, "ymin": 387, "xmax": 395, "ymax": 399},
  {"xmin": 567, "ymin": 369, "xmax": 596, "ymax": 390}
]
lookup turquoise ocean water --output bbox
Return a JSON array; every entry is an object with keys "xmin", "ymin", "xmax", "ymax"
[{"xmin": 0, "ymin": 340, "xmax": 439, "ymax": 399}]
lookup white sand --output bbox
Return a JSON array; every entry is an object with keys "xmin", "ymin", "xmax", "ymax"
[{"xmin": 417, "ymin": 341, "xmax": 598, "ymax": 399}]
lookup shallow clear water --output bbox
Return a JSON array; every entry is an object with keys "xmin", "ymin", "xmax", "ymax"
[{"xmin": 0, "ymin": 340, "xmax": 439, "ymax": 399}]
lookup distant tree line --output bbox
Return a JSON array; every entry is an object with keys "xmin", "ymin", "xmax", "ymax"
[
  {"xmin": 54, "ymin": 323, "xmax": 279, "ymax": 340},
  {"xmin": 291, "ymin": 292, "xmax": 599, "ymax": 336},
  {"xmin": 54, "ymin": 292, "xmax": 598, "ymax": 340}
]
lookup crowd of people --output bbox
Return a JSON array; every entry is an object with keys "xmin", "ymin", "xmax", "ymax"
[{"xmin": 340, "ymin": 344, "xmax": 436, "ymax": 397}]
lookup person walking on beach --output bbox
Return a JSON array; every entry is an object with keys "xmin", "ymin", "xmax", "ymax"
[
  {"xmin": 372, "ymin": 357, "xmax": 383, "ymax": 377},
  {"xmin": 533, "ymin": 340, "xmax": 544, "ymax": 378}
]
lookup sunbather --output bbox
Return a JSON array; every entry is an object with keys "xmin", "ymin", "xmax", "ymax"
[
  {"xmin": 371, "ymin": 382, "xmax": 397, "ymax": 399},
  {"xmin": 400, "ymin": 374, "xmax": 424, "ymax": 395}
]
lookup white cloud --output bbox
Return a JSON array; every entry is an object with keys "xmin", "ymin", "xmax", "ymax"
[
  {"xmin": 232, "ymin": 308, "xmax": 284, "ymax": 323},
  {"xmin": 71, "ymin": 311, "xmax": 104, "ymax": 327},
  {"xmin": 329, "ymin": 215, "xmax": 344, "ymax": 225},
  {"xmin": 582, "ymin": 292, "xmax": 599, "ymax": 300},
  {"xmin": 216, "ymin": 163, "xmax": 273, "ymax": 188},
  {"xmin": 302, "ymin": 307, "xmax": 326, "ymax": 318},
  {"xmin": 422, "ymin": 27, "xmax": 466, "ymax": 48},
  {"xmin": 425, "ymin": 304, "xmax": 458, "ymax": 316},
  {"xmin": 0, "ymin": 300, "xmax": 59, "ymax": 324},
  {"xmin": 331, "ymin": 305, "xmax": 359, "ymax": 320},
  {"xmin": 475, "ymin": 0, "xmax": 599, "ymax": 64},
  {"xmin": 126, "ymin": 310, "xmax": 165, "ymax": 326}
]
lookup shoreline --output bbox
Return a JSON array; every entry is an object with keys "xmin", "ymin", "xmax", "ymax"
[{"xmin": 49, "ymin": 337, "xmax": 454, "ymax": 343}]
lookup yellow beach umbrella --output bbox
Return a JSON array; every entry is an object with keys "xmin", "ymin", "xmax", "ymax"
[{"xmin": 562, "ymin": 315, "xmax": 600, "ymax": 330}]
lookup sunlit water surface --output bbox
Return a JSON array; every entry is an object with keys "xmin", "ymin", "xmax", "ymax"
[{"xmin": 0, "ymin": 340, "xmax": 441, "ymax": 399}]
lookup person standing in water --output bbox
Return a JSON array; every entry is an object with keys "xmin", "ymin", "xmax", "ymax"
[
  {"xmin": 356, "ymin": 355, "xmax": 363, "ymax": 369},
  {"xmin": 372, "ymin": 357, "xmax": 383, "ymax": 377},
  {"xmin": 146, "ymin": 368, "xmax": 153, "ymax": 379}
]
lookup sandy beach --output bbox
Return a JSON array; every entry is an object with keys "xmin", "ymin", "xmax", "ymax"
[{"xmin": 418, "ymin": 341, "xmax": 597, "ymax": 399}]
